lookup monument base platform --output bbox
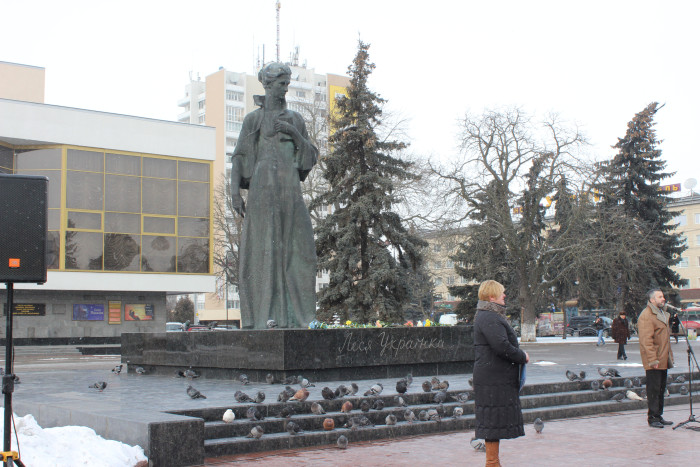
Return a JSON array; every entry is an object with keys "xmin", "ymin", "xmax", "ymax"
[{"xmin": 121, "ymin": 326, "xmax": 474, "ymax": 382}]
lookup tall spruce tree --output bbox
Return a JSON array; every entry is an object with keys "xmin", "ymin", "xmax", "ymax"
[
  {"xmin": 449, "ymin": 181, "xmax": 517, "ymax": 323},
  {"xmin": 596, "ymin": 102, "xmax": 686, "ymax": 314},
  {"xmin": 313, "ymin": 40, "xmax": 426, "ymax": 324}
]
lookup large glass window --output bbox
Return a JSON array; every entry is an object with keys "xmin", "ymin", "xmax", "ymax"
[
  {"xmin": 67, "ymin": 211, "xmax": 102, "ymax": 230},
  {"xmin": 143, "ymin": 216, "xmax": 175, "ymax": 234},
  {"xmin": 48, "ymin": 209, "xmax": 61, "ymax": 230},
  {"xmin": 16, "ymin": 148, "xmax": 61, "ymax": 170},
  {"xmin": 105, "ymin": 174, "xmax": 140, "ymax": 213},
  {"xmin": 104, "ymin": 233, "xmax": 140, "ymax": 271},
  {"xmin": 143, "ymin": 157, "xmax": 176, "ymax": 179},
  {"xmin": 178, "ymin": 217, "xmax": 209, "ymax": 237},
  {"xmin": 178, "ymin": 161, "xmax": 209, "ymax": 182},
  {"xmin": 67, "ymin": 171, "xmax": 103, "ymax": 210},
  {"xmin": 106, "ymin": 153, "xmax": 140, "ymax": 175},
  {"xmin": 178, "ymin": 181, "xmax": 209, "ymax": 217},
  {"xmin": 177, "ymin": 238, "xmax": 209, "ymax": 273},
  {"xmin": 141, "ymin": 235, "xmax": 176, "ymax": 272},
  {"xmin": 105, "ymin": 212, "xmax": 140, "ymax": 234},
  {"xmin": 18, "ymin": 147, "xmax": 214, "ymax": 274},
  {"xmin": 67, "ymin": 149, "xmax": 103, "ymax": 172},
  {"xmin": 65, "ymin": 231, "xmax": 103, "ymax": 270},
  {"xmin": 142, "ymin": 179, "xmax": 176, "ymax": 215},
  {"xmin": 46, "ymin": 231, "xmax": 60, "ymax": 270}
]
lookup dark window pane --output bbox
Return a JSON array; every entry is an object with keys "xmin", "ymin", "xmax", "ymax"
[
  {"xmin": 177, "ymin": 238, "xmax": 209, "ymax": 273},
  {"xmin": 15, "ymin": 169, "xmax": 61, "ymax": 208},
  {"xmin": 65, "ymin": 231, "xmax": 103, "ymax": 270},
  {"xmin": 16, "ymin": 148, "xmax": 61, "ymax": 170},
  {"xmin": 104, "ymin": 233, "xmax": 141, "ymax": 271},
  {"xmin": 141, "ymin": 235, "xmax": 175, "ymax": 272},
  {"xmin": 144, "ymin": 216, "xmax": 175, "ymax": 234},
  {"xmin": 0, "ymin": 146, "xmax": 13, "ymax": 172},
  {"xmin": 106, "ymin": 153, "xmax": 140, "ymax": 175},
  {"xmin": 105, "ymin": 174, "xmax": 140, "ymax": 213},
  {"xmin": 178, "ymin": 161, "xmax": 209, "ymax": 182},
  {"xmin": 143, "ymin": 157, "xmax": 176, "ymax": 179},
  {"xmin": 142, "ymin": 179, "xmax": 176, "ymax": 214},
  {"xmin": 46, "ymin": 231, "xmax": 59, "ymax": 269},
  {"xmin": 178, "ymin": 181, "xmax": 209, "ymax": 217},
  {"xmin": 67, "ymin": 149, "xmax": 103, "ymax": 172},
  {"xmin": 105, "ymin": 212, "xmax": 140, "ymax": 233},
  {"xmin": 67, "ymin": 211, "xmax": 102, "ymax": 230},
  {"xmin": 178, "ymin": 217, "xmax": 209, "ymax": 237},
  {"xmin": 67, "ymin": 171, "xmax": 103, "ymax": 210},
  {"xmin": 48, "ymin": 209, "xmax": 60, "ymax": 230}
]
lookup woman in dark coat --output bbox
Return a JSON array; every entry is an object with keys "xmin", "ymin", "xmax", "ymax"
[
  {"xmin": 611, "ymin": 312, "xmax": 631, "ymax": 360},
  {"xmin": 670, "ymin": 312, "xmax": 681, "ymax": 343},
  {"xmin": 473, "ymin": 280, "xmax": 529, "ymax": 467}
]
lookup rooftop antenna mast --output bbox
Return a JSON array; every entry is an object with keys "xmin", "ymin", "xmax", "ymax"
[{"xmin": 276, "ymin": 1, "xmax": 281, "ymax": 62}]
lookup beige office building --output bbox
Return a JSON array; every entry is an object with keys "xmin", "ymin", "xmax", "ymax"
[
  {"xmin": 0, "ymin": 61, "xmax": 45, "ymax": 104},
  {"xmin": 670, "ymin": 189, "xmax": 700, "ymax": 304}
]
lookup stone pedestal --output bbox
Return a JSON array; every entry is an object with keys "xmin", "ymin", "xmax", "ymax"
[{"xmin": 121, "ymin": 326, "xmax": 474, "ymax": 381}]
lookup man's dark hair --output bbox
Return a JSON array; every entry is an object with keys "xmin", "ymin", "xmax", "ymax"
[{"xmin": 647, "ymin": 288, "xmax": 662, "ymax": 301}]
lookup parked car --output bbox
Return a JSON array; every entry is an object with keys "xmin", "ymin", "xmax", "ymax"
[
  {"xmin": 566, "ymin": 315, "xmax": 612, "ymax": 337},
  {"xmin": 438, "ymin": 313, "xmax": 458, "ymax": 326},
  {"xmin": 166, "ymin": 322, "xmax": 185, "ymax": 332},
  {"xmin": 681, "ymin": 309, "xmax": 700, "ymax": 331}
]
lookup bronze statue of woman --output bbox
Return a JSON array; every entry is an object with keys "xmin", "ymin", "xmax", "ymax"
[{"xmin": 230, "ymin": 62, "xmax": 318, "ymax": 329}]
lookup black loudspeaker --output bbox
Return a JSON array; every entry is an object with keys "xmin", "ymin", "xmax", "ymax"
[{"xmin": 0, "ymin": 174, "xmax": 48, "ymax": 283}]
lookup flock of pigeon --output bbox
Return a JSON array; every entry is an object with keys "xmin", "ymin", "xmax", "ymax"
[
  {"xmin": 86, "ymin": 363, "xmax": 690, "ymax": 451},
  {"xmin": 86, "ymin": 365, "xmax": 476, "ymax": 449},
  {"xmin": 563, "ymin": 368, "xmax": 689, "ymax": 401},
  {"xmin": 213, "ymin": 374, "xmax": 474, "ymax": 447}
]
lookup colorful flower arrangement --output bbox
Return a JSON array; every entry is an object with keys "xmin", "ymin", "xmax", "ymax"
[{"xmin": 308, "ymin": 318, "xmax": 443, "ymax": 329}]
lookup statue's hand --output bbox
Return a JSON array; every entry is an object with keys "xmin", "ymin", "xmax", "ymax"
[
  {"xmin": 274, "ymin": 119, "xmax": 299, "ymax": 138},
  {"xmin": 232, "ymin": 193, "xmax": 246, "ymax": 218}
]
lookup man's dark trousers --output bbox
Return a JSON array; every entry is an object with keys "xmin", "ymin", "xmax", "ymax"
[{"xmin": 646, "ymin": 369, "xmax": 668, "ymax": 423}]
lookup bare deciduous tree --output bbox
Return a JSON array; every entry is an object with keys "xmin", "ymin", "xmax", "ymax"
[
  {"xmin": 212, "ymin": 175, "xmax": 243, "ymax": 296},
  {"xmin": 432, "ymin": 108, "xmax": 589, "ymax": 341}
]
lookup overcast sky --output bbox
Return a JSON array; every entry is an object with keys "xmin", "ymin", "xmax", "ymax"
[{"xmin": 3, "ymin": 0, "xmax": 698, "ymax": 189}]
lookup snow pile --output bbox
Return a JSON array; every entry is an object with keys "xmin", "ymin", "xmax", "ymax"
[{"xmin": 0, "ymin": 409, "xmax": 147, "ymax": 466}]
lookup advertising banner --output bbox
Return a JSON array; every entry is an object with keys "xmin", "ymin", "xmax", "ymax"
[
  {"xmin": 73, "ymin": 304, "xmax": 105, "ymax": 321},
  {"xmin": 125, "ymin": 304, "xmax": 154, "ymax": 321},
  {"xmin": 108, "ymin": 301, "xmax": 122, "ymax": 325}
]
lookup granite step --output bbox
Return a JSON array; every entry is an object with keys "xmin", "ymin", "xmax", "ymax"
[{"xmin": 199, "ymin": 377, "xmax": 700, "ymax": 457}]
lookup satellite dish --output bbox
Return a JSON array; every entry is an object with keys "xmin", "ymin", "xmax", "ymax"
[{"xmin": 685, "ymin": 178, "xmax": 698, "ymax": 190}]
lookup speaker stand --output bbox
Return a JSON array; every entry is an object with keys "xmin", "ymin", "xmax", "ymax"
[{"xmin": 2, "ymin": 283, "xmax": 25, "ymax": 467}]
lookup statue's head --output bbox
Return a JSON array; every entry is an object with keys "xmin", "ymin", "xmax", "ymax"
[{"xmin": 258, "ymin": 62, "xmax": 292, "ymax": 88}]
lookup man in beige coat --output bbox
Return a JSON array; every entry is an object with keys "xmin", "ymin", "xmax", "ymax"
[{"xmin": 638, "ymin": 289, "xmax": 674, "ymax": 428}]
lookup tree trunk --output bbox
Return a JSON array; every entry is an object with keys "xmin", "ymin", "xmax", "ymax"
[
  {"xmin": 559, "ymin": 299, "xmax": 567, "ymax": 339},
  {"xmin": 520, "ymin": 287, "xmax": 538, "ymax": 342}
]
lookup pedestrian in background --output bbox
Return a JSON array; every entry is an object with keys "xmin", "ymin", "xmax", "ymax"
[
  {"xmin": 473, "ymin": 280, "xmax": 529, "ymax": 466},
  {"xmin": 638, "ymin": 289, "xmax": 674, "ymax": 428},
  {"xmin": 670, "ymin": 312, "xmax": 681, "ymax": 344},
  {"xmin": 594, "ymin": 313, "xmax": 605, "ymax": 346},
  {"xmin": 611, "ymin": 311, "xmax": 631, "ymax": 360}
]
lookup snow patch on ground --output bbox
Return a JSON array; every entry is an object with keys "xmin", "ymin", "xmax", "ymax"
[
  {"xmin": 0, "ymin": 409, "xmax": 147, "ymax": 467},
  {"xmin": 532, "ymin": 361, "xmax": 557, "ymax": 365}
]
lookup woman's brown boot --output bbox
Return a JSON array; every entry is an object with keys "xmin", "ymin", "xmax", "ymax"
[{"xmin": 485, "ymin": 440, "xmax": 501, "ymax": 467}]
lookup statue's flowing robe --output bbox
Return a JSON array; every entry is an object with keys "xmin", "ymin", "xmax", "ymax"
[{"xmin": 233, "ymin": 106, "xmax": 318, "ymax": 329}]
